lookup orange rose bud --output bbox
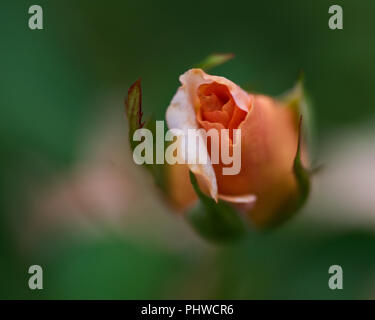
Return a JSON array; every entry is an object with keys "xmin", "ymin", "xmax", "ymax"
[{"xmin": 166, "ymin": 68, "xmax": 308, "ymax": 228}]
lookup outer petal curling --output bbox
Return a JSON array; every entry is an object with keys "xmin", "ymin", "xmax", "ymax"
[{"xmin": 166, "ymin": 68, "xmax": 255, "ymax": 206}]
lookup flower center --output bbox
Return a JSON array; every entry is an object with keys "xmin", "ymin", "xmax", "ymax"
[{"xmin": 197, "ymin": 82, "xmax": 247, "ymax": 131}]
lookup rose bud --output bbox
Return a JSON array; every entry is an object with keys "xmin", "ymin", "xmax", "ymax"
[{"xmin": 166, "ymin": 68, "xmax": 310, "ymax": 229}]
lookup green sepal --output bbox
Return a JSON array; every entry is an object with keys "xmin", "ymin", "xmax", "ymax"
[
  {"xmin": 293, "ymin": 117, "xmax": 311, "ymax": 206},
  {"xmin": 143, "ymin": 119, "xmax": 167, "ymax": 191},
  {"xmin": 262, "ymin": 76, "xmax": 314, "ymax": 228},
  {"xmin": 265, "ymin": 117, "xmax": 311, "ymax": 228},
  {"xmin": 195, "ymin": 53, "xmax": 234, "ymax": 72},
  {"xmin": 124, "ymin": 80, "xmax": 166, "ymax": 191},
  {"xmin": 279, "ymin": 72, "xmax": 306, "ymax": 116},
  {"xmin": 279, "ymin": 72, "xmax": 316, "ymax": 160},
  {"xmin": 187, "ymin": 171, "xmax": 249, "ymax": 243},
  {"xmin": 281, "ymin": 74, "xmax": 313, "ymax": 204},
  {"xmin": 125, "ymin": 79, "xmax": 145, "ymax": 151}
]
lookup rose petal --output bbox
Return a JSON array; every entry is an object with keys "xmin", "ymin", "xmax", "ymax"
[
  {"xmin": 166, "ymin": 69, "xmax": 253, "ymax": 202},
  {"xmin": 218, "ymin": 193, "xmax": 256, "ymax": 204},
  {"xmin": 166, "ymin": 79, "xmax": 218, "ymax": 201},
  {"xmin": 180, "ymin": 69, "xmax": 252, "ymax": 113}
]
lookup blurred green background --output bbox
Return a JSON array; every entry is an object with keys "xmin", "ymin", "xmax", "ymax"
[{"xmin": 1, "ymin": 0, "xmax": 375, "ymax": 299}]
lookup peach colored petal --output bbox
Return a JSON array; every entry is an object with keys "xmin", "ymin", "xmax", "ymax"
[
  {"xmin": 218, "ymin": 193, "xmax": 256, "ymax": 204},
  {"xmin": 218, "ymin": 193, "xmax": 257, "ymax": 213},
  {"xmin": 167, "ymin": 163, "xmax": 197, "ymax": 210},
  {"xmin": 166, "ymin": 69, "xmax": 253, "ymax": 202},
  {"xmin": 180, "ymin": 68, "xmax": 252, "ymax": 113},
  {"xmin": 213, "ymin": 94, "xmax": 300, "ymax": 226},
  {"xmin": 166, "ymin": 79, "xmax": 218, "ymax": 201}
]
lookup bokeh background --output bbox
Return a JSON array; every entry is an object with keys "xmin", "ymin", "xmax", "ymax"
[{"xmin": 1, "ymin": 0, "xmax": 375, "ymax": 299}]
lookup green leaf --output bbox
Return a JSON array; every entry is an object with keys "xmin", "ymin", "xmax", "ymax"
[
  {"xmin": 195, "ymin": 53, "xmax": 234, "ymax": 71},
  {"xmin": 187, "ymin": 171, "xmax": 249, "ymax": 243}
]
